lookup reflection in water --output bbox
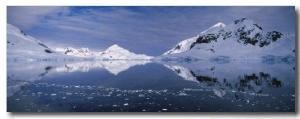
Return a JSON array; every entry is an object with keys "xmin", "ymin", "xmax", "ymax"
[
  {"xmin": 7, "ymin": 60, "xmax": 151, "ymax": 97},
  {"xmin": 7, "ymin": 62, "xmax": 57, "ymax": 97},
  {"xmin": 55, "ymin": 60, "xmax": 151, "ymax": 75},
  {"xmin": 163, "ymin": 61, "xmax": 294, "ymax": 100},
  {"xmin": 7, "ymin": 60, "xmax": 295, "ymax": 112}
]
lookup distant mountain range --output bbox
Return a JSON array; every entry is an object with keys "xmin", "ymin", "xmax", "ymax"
[
  {"xmin": 7, "ymin": 24, "xmax": 153, "ymax": 61},
  {"xmin": 7, "ymin": 18, "xmax": 295, "ymax": 61}
]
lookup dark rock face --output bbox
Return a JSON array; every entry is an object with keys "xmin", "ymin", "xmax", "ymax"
[
  {"xmin": 44, "ymin": 49, "xmax": 53, "ymax": 53},
  {"xmin": 65, "ymin": 49, "xmax": 74, "ymax": 54},
  {"xmin": 190, "ymin": 34, "xmax": 219, "ymax": 49},
  {"xmin": 20, "ymin": 30, "xmax": 27, "ymax": 36},
  {"xmin": 259, "ymin": 31, "xmax": 283, "ymax": 47},
  {"xmin": 189, "ymin": 18, "xmax": 283, "ymax": 50},
  {"xmin": 175, "ymin": 45, "xmax": 181, "ymax": 50},
  {"xmin": 165, "ymin": 18, "xmax": 291, "ymax": 56}
]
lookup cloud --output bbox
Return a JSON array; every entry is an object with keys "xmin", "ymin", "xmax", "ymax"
[
  {"xmin": 7, "ymin": 6, "xmax": 65, "ymax": 30},
  {"xmin": 223, "ymin": 6, "xmax": 295, "ymax": 31}
]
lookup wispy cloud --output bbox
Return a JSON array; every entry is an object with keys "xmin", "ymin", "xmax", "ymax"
[{"xmin": 7, "ymin": 6, "xmax": 65, "ymax": 29}]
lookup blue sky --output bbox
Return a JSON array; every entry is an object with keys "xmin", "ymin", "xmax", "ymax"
[{"xmin": 7, "ymin": 6, "xmax": 295, "ymax": 56}]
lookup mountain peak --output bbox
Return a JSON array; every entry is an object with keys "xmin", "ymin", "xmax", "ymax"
[
  {"xmin": 106, "ymin": 44, "xmax": 126, "ymax": 51},
  {"xmin": 200, "ymin": 22, "xmax": 226, "ymax": 34},
  {"xmin": 101, "ymin": 44, "xmax": 153, "ymax": 60},
  {"xmin": 111, "ymin": 44, "xmax": 120, "ymax": 47},
  {"xmin": 233, "ymin": 18, "xmax": 253, "ymax": 24},
  {"xmin": 212, "ymin": 22, "xmax": 226, "ymax": 28}
]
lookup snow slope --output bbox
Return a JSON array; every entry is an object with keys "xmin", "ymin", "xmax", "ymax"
[
  {"xmin": 161, "ymin": 18, "xmax": 295, "ymax": 60},
  {"xmin": 7, "ymin": 24, "xmax": 62, "ymax": 60}
]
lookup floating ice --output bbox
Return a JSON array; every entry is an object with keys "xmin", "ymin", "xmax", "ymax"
[
  {"xmin": 178, "ymin": 92, "xmax": 188, "ymax": 96},
  {"xmin": 74, "ymin": 86, "xmax": 80, "ymax": 88},
  {"xmin": 87, "ymin": 97, "xmax": 93, "ymax": 100},
  {"xmin": 66, "ymin": 92, "xmax": 72, "ymax": 95}
]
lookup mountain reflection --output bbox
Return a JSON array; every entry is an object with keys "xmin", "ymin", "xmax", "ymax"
[
  {"xmin": 55, "ymin": 60, "xmax": 151, "ymax": 75},
  {"xmin": 163, "ymin": 61, "xmax": 292, "ymax": 98},
  {"xmin": 7, "ymin": 60, "xmax": 295, "ymax": 112},
  {"xmin": 7, "ymin": 63, "xmax": 55, "ymax": 97},
  {"xmin": 7, "ymin": 60, "xmax": 293, "ymax": 100},
  {"xmin": 7, "ymin": 60, "xmax": 151, "ymax": 97}
]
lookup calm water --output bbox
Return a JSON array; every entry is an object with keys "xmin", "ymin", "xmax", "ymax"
[{"xmin": 7, "ymin": 60, "xmax": 295, "ymax": 112}]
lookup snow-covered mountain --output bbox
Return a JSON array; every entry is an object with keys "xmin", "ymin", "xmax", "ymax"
[
  {"xmin": 7, "ymin": 23, "xmax": 153, "ymax": 60},
  {"xmin": 200, "ymin": 22, "xmax": 226, "ymax": 35},
  {"xmin": 99, "ymin": 44, "xmax": 153, "ymax": 60},
  {"xmin": 162, "ymin": 18, "xmax": 295, "ymax": 60},
  {"xmin": 55, "ymin": 44, "xmax": 153, "ymax": 60},
  {"xmin": 7, "ymin": 24, "xmax": 60, "ymax": 60},
  {"xmin": 55, "ymin": 47, "xmax": 103, "ymax": 58}
]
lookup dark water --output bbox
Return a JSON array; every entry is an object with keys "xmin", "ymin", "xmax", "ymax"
[{"xmin": 7, "ymin": 60, "xmax": 295, "ymax": 112}]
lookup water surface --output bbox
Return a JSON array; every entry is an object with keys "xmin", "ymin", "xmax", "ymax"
[{"xmin": 7, "ymin": 60, "xmax": 295, "ymax": 112}]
